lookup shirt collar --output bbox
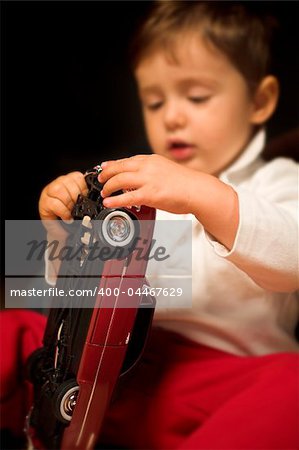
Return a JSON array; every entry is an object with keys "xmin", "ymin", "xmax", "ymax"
[{"xmin": 220, "ymin": 128, "xmax": 266, "ymax": 178}]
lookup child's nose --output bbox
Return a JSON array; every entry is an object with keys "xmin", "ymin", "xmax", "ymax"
[{"xmin": 163, "ymin": 101, "xmax": 187, "ymax": 130}]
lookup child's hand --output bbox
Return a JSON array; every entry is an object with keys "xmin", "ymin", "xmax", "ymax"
[
  {"xmin": 38, "ymin": 171, "xmax": 87, "ymax": 282},
  {"xmin": 99, "ymin": 154, "xmax": 239, "ymax": 250},
  {"xmin": 98, "ymin": 154, "xmax": 196, "ymax": 214},
  {"xmin": 39, "ymin": 171, "xmax": 88, "ymax": 221}
]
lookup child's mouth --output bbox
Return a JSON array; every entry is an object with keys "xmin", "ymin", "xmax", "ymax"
[{"xmin": 168, "ymin": 141, "xmax": 195, "ymax": 161}]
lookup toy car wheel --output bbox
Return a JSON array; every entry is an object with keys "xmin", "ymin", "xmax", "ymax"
[
  {"xmin": 26, "ymin": 347, "xmax": 48, "ymax": 384},
  {"xmin": 53, "ymin": 379, "xmax": 80, "ymax": 424},
  {"xmin": 97, "ymin": 209, "xmax": 140, "ymax": 250}
]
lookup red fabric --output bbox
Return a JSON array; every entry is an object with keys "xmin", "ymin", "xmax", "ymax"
[
  {"xmin": 0, "ymin": 312, "xmax": 298, "ymax": 449},
  {"xmin": 0, "ymin": 310, "xmax": 46, "ymax": 437},
  {"xmin": 100, "ymin": 328, "xmax": 299, "ymax": 450}
]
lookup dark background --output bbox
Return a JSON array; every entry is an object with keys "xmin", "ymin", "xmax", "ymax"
[{"xmin": 2, "ymin": 1, "xmax": 299, "ymax": 220}]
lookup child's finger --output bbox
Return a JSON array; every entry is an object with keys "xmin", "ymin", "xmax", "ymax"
[
  {"xmin": 44, "ymin": 173, "xmax": 84, "ymax": 208},
  {"xmin": 39, "ymin": 197, "xmax": 74, "ymax": 221},
  {"xmin": 99, "ymin": 156, "xmax": 147, "ymax": 183},
  {"xmin": 101, "ymin": 172, "xmax": 141, "ymax": 198},
  {"xmin": 68, "ymin": 171, "xmax": 88, "ymax": 196},
  {"xmin": 59, "ymin": 177, "xmax": 86, "ymax": 206},
  {"xmin": 102, "ymin": 189, "xmax": 142, "ymax": 209},
  {"xmin": 46, "ymin": 180, "xmax": 75, "ymax": 211},
  {"xmin": 101, "ymin": 154, "xmax": 147, "ymax": 168},
  {"xmin": 99, "ymin": 160, "xmax": 138, "ymax": 183},
  {"xmin": 54, "ymin": 172, "xmax": 87, "ymax": 204}
]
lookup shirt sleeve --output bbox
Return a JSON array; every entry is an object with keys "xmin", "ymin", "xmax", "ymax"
[
  {"xmin": 45, "ymin": 247, "xmax": 58, "ymax": 286},
  {"xmin": 205, "ymin": 158, "xmax": 299, "ymax": 292}
]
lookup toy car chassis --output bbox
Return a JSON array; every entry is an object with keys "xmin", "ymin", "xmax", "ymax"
[{"xmin": 25, "ymin": 166, "xmax": 156, "ymax": 450}]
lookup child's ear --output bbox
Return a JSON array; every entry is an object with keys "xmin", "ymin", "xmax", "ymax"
[{"xmin": 250, "ymin": 76, "xmax": 279, "ymax": 125}]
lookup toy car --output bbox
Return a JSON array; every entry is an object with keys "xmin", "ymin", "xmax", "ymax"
[{"xmin": 25, "ymin": 166, "xmax": 156, "ymax": 450}]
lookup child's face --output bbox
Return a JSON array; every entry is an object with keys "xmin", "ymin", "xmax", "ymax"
[{"xmin": 135, "ymin": 34, "xmax": 257, "ymax": 175}]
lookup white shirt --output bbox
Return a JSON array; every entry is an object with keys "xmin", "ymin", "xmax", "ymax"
[{"xmin": 152, "ymin": 130, "xmax": 299, "ymax": 356}]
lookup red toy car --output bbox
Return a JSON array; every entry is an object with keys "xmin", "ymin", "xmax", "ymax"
[{"xmin": 26, "ymin": 166, "xmax": 156, "ymax": 449}]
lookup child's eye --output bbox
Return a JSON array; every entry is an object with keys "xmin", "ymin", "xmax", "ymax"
[
  {"xmin": 145, "ymin": 101, "xmax": 163, "ymax": 111},
  {"xmin": 188, "ymin": 96, "xmax": 210, "ymax": 104}
]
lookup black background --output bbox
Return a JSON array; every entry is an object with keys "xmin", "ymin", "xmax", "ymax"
[{"xmin": 2, "ymin": 1, "xmax": 299, "ymax": 220}]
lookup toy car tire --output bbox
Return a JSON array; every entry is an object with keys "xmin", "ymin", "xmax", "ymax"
[
  {"xmin": 25, "ymin": 347, "xmax": 48, "ymax": 384},
  {"xmin": 52, "ymin": 379, "xmax": 80, "ymax": 424},
  {"xmin": 96, "ymin": 209, "xmax": 140, "ymax": 252}
]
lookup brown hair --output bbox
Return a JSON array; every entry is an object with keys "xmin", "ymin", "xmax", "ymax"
[{"xmin": 130, "ymin": 1, "xmax": 278, "ymax": 92}]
